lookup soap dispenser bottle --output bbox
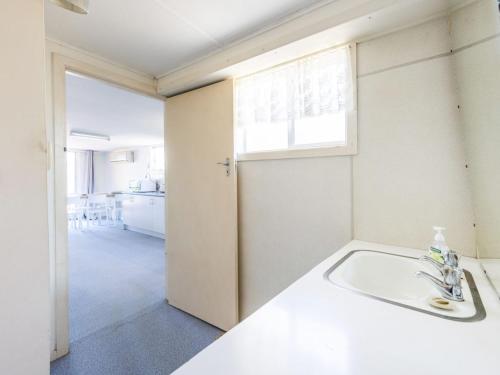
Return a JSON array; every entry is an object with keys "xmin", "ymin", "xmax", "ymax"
[{"xmin": 429, "ymin": 226, "xmax": 449, "ymax": 263}]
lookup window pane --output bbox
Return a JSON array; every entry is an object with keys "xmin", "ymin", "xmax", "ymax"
[
  {"xmin": 244, "ymin": 121, "xmax": 288, "ymax": 153},
  {"xmin": 294, "ymin": 111, "xmax": 346, "ymax": 146},
  {"xmin": 235, "ymin": 45, "xmax": 351, "ymax": 154},
  {"xmin": 150, "ymin": 146, "xmax": 165, "ymax": 179}
]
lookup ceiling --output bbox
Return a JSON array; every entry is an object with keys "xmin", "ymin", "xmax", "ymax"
[
  {"xmin": 160, "ymin": 0, "xmax": 471, "ymax": 95},
  {"xmin": 45, "ymin": 0, "xmax": 328, "ymax": 76},
  {"xmin": 66, "ymin": 72, "xmax": 164, "ymax": 151}
]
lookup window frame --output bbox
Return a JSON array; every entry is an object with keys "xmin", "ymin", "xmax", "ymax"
[
  {"xmin": 149, "ymin": 145, "xmax": 165, "ymax": 180},
  {"xmin": 235, "ymin": 43, "xmax": 357, "ymax": 162}
]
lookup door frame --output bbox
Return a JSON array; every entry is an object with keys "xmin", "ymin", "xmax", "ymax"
[{"xmin": 48, "ymin": 53, "xmax": 165, "ymax": 360}]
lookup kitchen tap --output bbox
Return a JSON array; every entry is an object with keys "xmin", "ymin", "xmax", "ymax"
[{"xmin": 416, "ymin": 250, "xmax": 464, "ymax": 302}]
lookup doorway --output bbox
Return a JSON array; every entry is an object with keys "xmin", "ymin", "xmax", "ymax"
[
  {"xmin": 49, "ymin": 56, "xmax": 231, "ymax": 374},
  {"xmin": 48, "ymin": 55, "xmax": 172, "ymax": 358},
  {"xmin": 64, "ymin": 72, "xmax": 166, "ymax": 342}
]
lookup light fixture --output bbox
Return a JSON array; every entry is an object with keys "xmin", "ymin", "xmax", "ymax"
[
  {"xmin": 49, "ymin": 0, "xmax": 89, "ymax": 15},
  {"xmin": 70, "ymin": 130, "xmax": 110, "ymax": 141}
]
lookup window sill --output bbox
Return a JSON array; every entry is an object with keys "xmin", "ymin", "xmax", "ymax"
[{"xmin": 237, "ymin": 144, "xmax": 357, "ymax": 162}]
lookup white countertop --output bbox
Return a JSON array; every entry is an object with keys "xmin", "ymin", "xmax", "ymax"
[
  {"xmin": 173, "ymin": 241, "xmax": 500, "ymax": 375},
  {"xmin": 481, "ymin": 259, "xmax": 500, "ymax": 299},
  {"xmin": 117, "ymin": 191, "xmax": 165, "ymax": 197}
]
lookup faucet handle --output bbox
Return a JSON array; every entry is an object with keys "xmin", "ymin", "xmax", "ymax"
[
  {"xmin": 443, "ymin": 265, "xmax": 462, "ymax": 283},
  {"xmin": 442, "ymin": 265, "xmax": 464, "ymax": 301},
  {"xmin": 444, "ymin": 250, "xmax": 459, "ymax": 268}
]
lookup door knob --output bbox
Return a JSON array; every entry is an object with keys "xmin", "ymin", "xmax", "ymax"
[{"xmin": 216, "ymin": 157, "xmax": 231, "ymax": 176}]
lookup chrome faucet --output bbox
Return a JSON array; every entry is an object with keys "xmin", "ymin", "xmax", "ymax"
[
  {"xmin": 419, "ymin": 251, "xmax": 459, "ymax": 275},
  {"xmin": 416, "ymin": 250, "xmax": 464, "ymax": 302}
]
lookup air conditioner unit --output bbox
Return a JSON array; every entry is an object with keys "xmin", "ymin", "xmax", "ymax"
[{"xmin": 109, "ymin": 151, "xmax": 134, "ymax": 163}]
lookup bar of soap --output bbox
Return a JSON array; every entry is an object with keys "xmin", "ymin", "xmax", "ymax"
[{"xmin": 429, "ymin": 297, "xmax": 454, "ymax": 311}]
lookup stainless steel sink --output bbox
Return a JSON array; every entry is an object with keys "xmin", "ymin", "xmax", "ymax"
[{"xmin": 324, "ymin": 250, "xmax": 486, "ymax": 322}]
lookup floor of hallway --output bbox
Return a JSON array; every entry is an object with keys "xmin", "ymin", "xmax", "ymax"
[{"xmin": 51, "ymin": 225, "xmax": 221, "ymax": 375}]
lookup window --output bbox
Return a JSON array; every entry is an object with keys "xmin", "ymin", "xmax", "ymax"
[
  {"xmin": 150, "ymin": 146, "xmax": 165, "ymax": 179},
  {"xmin": 235, "ymin": 44, "xmax": 357, "ymax": 160},
  {"xmin": 67, "ymin": 151, "xmax": 76, "ymax": 195},
  {"xmin": 66, "ymin": 150, "xmax": 94, "ymax": 195}
]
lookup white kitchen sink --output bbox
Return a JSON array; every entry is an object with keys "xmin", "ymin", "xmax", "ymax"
[{"xmin": 324, "ymin": 250, "xmax": 485, "ymax": 321}]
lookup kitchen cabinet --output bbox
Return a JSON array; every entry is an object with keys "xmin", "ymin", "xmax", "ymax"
[
  {"xmin": 121, "ymin": 194, "xmax": 165, "ymax": 237},
  {"xmin": 153, "ymin": 196, "xmax": 165, "ymax": 234}
]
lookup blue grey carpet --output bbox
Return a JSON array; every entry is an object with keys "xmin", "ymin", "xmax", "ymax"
[
  {"xmin": 51, "ymin": 225, "xmax": 221, "ymax": 374},
  {"xmin": 51, "ymin": 301, "xmax": 221, "ymax": 375},
  {"xmin": 68, "ymin": 225, "xmax": 166, "ymax": 342}
]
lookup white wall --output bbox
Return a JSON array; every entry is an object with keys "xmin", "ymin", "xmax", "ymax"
[
  {"xmin": 238, "ymin": 15, "xmax": 480, "ymax": 318},
  {"xmin": 94, "ymin": 147, "xmax": 153, "ymax": 193},
  {"xmin": 238, "ymin": 157, "xmax": 352, "ymax": 318},
  {"xmin": 0, "ymin": 1, "xmax": 49, "ymax": 375},
  {"xmin": 353, "ymin": 17, "xmax": 476, "ymax": 256},
  {"xmin": 451, "ymin": 0, "xmax": 500, "ymax": 258}
]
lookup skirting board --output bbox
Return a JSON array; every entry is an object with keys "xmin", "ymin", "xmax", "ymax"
[{"xmin": 124, "ymin": 225, "xmax": 165, "ymax": 240}]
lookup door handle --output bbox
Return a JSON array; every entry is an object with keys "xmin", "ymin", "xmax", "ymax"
[{"xmin": 216, "ymin": 157, "xmax": 231, "ymax": 176}]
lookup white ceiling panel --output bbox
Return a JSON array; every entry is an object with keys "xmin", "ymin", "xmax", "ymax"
[
  {"xmin": 156, "ymin": 0, "xmax": 325, "ymax": 46},
  {"xmin": 66, "ymin": 73, "xmax": 164, "ymax": 151},
  {"xmin": 44, "ymin": 0, "xmax": 327, "ymax": 76},
  {"xmin": 45, "ymin": 0, "xmax": 218, "ymax": 75}
]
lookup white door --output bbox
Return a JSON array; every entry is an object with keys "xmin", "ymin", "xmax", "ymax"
[
  {"xmin": 153, "ymin": 197, "xmax": 165, "ymax": 235},
  {"xmin": 144, "ymin": 197, "xmax": 156, "ymax": 231},
  {"xmin": 166, "ymin": 80, "xmax": 238, "ymax": 331},
  {"xmin": 123, "ymin": 195, "xmax": 142, "ymax": 228}
]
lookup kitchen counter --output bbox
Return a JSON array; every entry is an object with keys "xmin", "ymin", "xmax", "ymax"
[
  {"xmin": 119, "ymin": 192, "xmax": 165, "ymax": 238},
  {"xmin": 117, "ymin": 191, "xmax": 165, "ymax": 197},
  {"xmin": 481, "ymin": 259, "xmax": 500, "ymax": 300},
  {"xmin": 173, "ymin": 240, "xmax": 500, "ymax": 375}
]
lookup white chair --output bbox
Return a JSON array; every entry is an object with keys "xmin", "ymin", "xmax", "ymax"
[
  {"xmin": 67, "ymin": 195, "xmax": 87, "ymax": 230},
  {"xmin": 86, "ymin": 194, "xmax": 109, "ymax": 226},
  {"xmin": 113, "ymin": 196, "xmax": 123, "ymax": 223},
  {"xmin": 67, "ymin": 205, "xmax": 79, "ymax": 229},
  {"xmin": 105, "ymin": 194, "xmax": 118, "ymax": 225}
]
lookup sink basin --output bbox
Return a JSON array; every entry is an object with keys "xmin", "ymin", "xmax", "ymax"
[{"xmin": 324, "ymin": 250, "xmax": 485, "ymax": 321}]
